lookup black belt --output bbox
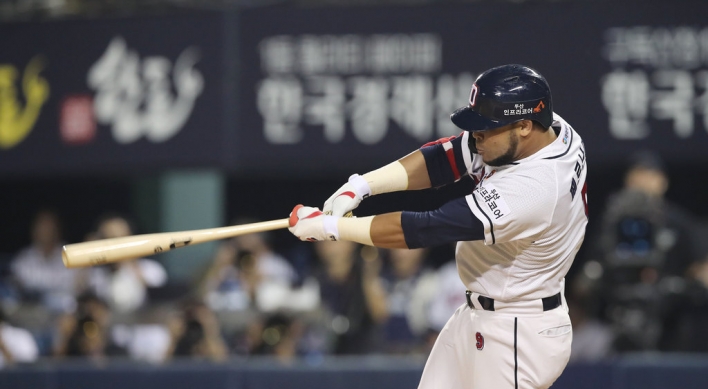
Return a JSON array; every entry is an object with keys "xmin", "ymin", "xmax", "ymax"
[{"xmin": 465, "ymin": 291, "xmax": 562, "ymax": 312}]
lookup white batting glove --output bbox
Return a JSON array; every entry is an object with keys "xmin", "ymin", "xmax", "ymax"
[
  {"xmin": 288, "ymin": 204, "xmax": 340, "ymax": 242},
  {"xmin": 323, "ymin": 174, "xmax": 371, "ymax": 217}
]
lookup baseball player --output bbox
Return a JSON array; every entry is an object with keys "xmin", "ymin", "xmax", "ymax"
[{"xmin": 289, "ymin": 64, "xmax": 588, "ymax": 389}]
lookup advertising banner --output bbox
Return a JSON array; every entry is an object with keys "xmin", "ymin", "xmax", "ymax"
[
  {"xmin": 237, "ymin": 2, "xmax": 708, "ymax": 174},
  {"xmin": 0, "ymin": 12, "xmax": 225, "ymax": 176},
  {"xmin": 3, "ymin": 4, "xmax": 708, "ymax": 176}
]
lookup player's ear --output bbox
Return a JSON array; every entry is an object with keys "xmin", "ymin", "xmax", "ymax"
[{"xmin": 516, "ymin": 120, "xmax": 534, "ymax": 137}]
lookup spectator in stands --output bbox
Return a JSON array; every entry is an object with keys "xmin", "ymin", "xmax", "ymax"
[
  {"xmin": 165, "ymin": 299, "xmax": 227, "ymax": 362},
  {"xmin": 233, "ymin": 227, "xmax": 298, "ymax": 283},
  {"xmin": 54, "ymin": 293, "xmax": 126, "ymax": 362},
  {"xmin": 248, "ymin": 312, "xmax": 304, "ymax": 363},
  {"xmin": 8, "ymin": 210, "xmax": 84, "ymax": 355},
  {"xmin": 379, "ymin": 248, "xmax": 437, "ymax": 354},
  {"xmin": 658, "ymin": 254, "xmax": 708, "ymax": 352},
  {"xmin": 86, "ymin": 213, "xmax": 168, "ymax": 315},
  {"xmin": 0, "ymin": 309, "xmax": 38, "ymax": 368},
  {"xmin": 10, "ymin": 210, "xmax": 83, "ymax": 313},
  {"xmin": 199, "ymin": 227, "xmax": 318, "ymax": 357},
  {"xmin": 313, "ymin": 241, "xmax": 388, "ymax": 354},
  {"xmin": 200, "ymin": 228, "xmax": 296, "ymax": 305},
  {"xmin": 566, "ymin": 274, "xmax": 613, "ymax": 362},
  {"xmin": 592, "ymin": 151, "xmax": 706, "ymax": 352},
  {"xmin": 423, "ymin": 258, "xmax": 467, "ymax": 349},
  {"xmin": 199, "ymin": 226, "xmax": 315, "ymax": 314},
  {"xmin": 110, "ymin": 304, "xmax": 173, "ymax": 364}
]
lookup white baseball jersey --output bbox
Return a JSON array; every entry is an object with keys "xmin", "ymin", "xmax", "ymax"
[
  {"xmin": 459, "ymin": 113, "xmax": 588, "ymax": 301},
  {"xmin": 416, "ymin": 113, "xmax": 585, "ymax": 389}
]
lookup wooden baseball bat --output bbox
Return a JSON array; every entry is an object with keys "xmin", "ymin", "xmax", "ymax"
[{"xmin": 62, "ymin": 218, "xmax": 292, "ymax": 268}]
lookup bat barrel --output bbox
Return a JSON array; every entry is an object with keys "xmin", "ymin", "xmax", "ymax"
[
  {"xmin": 62, "ymin": 218, "xmax": 291, "ymax": 268},
  {"xmin": 62, "ymin": 234, "xmax": 168, "ymax": 268}
]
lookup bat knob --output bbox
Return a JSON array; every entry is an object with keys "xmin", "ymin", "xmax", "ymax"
[{"xmin": 61, "ymin": 246, "xmax": 70, "ymax": 268}]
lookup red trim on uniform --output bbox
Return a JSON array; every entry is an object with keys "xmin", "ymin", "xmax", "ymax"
[
  {"xmin": 445, "ymin": 146, "xmax": 461, "ymax": 180},
  {"xmin": 421, "ymin": 135, "xmax": 457, "ymax": 148}
]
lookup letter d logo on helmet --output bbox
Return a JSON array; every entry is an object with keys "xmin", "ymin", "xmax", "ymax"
[{"xmin": 451, "ymin": 64, "xmax": 553, "ymax": 132}]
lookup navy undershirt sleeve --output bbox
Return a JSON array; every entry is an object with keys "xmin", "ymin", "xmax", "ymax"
[
  {"xmin": 420, "ymin": 135, "xmax": 468, "ymax": 187},
  {"xmin": 400, "ymin": 196, "xmax": 485, "ymax": 249},
  {"xmin": 420, "ymin": 144, "xmax": 455, "ymax": 187}
]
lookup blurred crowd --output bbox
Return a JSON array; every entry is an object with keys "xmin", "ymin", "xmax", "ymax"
[
  {"xmin": 1, "ymin": 151, "xmax": 708, "ymax": 368},
  {"xmin": 0, "ymin": 210, "xmax": 467, "ymax": 367}
]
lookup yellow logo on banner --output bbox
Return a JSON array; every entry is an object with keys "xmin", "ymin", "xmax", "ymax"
[{"xmin": 0, "ymin": 56, "xmax": 50, "ymax": 149}]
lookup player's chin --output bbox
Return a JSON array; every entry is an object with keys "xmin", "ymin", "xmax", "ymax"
[
  {"xmin": 482, "ymin": 153, "xmax": 508, "ymax": 167},
  {"xmin": 479, "ymin": 150, "xmax": 495, "ymax": 163}
]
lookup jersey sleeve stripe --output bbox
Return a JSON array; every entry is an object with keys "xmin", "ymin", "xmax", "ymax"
[
  {"xmin": 460, "ymin": 131, "xmax": 474, "ymax": 174},
  {"xmin": 442, "ymin": 141, "xmax": 461, "ymax": 180},
  {"xmin": 420, "ymin": 132, "xmax": 474, "ymax": 187},
  {"xmin": 469, "ymin": 192, "xmax": 496, "ymax": 244},
  {"xmin": 421, "ymin": 144, "xmax": 456, "ymax": 187}
]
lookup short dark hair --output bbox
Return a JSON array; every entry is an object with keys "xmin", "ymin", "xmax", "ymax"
[
  {"xmin": 627, "ymin": 150, "xmax": 666, "ymax": 175},
  {"xmin": 94, "ymin": 211, "xmax": 137, "ymax": 237}
]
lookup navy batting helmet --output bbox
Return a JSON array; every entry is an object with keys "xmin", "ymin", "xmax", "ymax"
[{"xmin": 450, "ymin": 64, "xmax": 553, "ymax": 132}]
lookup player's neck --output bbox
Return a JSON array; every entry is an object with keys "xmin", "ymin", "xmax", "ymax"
[{"xmin": 516, "ymin": 128, "xmax": 557, "ymax": 160}]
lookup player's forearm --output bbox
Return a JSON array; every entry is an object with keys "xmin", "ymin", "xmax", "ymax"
[
  {"xmin": 371, "ymin": 213, "xmax": 409, "ymax": 248},
  {"xmin": 361, "ymin": 151, "xmax": 431, "ymax": 195},
  {"xmin": 323, "ymin": 151, "xmax": 431, "ymax": 217},
  {"xmin": 337, "ymin": 212, "xmax": 408, "ymax": 248},
  {"xmin": 364, "ymin": 132, "xmax": 475, "ymax": 195},
  {"xmin": 400, "ymin": 150, "xmax": 433, "ymax": 190}
]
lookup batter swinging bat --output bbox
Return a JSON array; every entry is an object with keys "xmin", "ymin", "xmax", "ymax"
[{"xmin": 62, "ymin": 218, "xmax": 291, "ymax": 268}]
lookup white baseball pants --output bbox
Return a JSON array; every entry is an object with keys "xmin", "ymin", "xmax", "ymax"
[{"xmin": 418, "ymin": 296, "xmax": 572, "ymax": 389}]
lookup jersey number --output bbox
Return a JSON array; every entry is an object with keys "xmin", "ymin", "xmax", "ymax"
[{"xmin": 570, "ymin": 179, "xmax": 589, "ymax": 217}]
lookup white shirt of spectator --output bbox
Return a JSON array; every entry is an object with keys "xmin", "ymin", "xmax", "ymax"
[
  {"xmin": 207, "ymin": 252, "xmax": 300, "ymax": 312},
  {"xmin": 0, "ymin": 323, "xmax": 39, "ymax": 368},
  {"xmin": 11, "ymin": 245, "xmax": 80, "ymax": 312},
  {"xmin": 89, "ymin": 258, "xmax": 167, "ymax": 313},
  {"xmin": 112, "ymin": 324, "xmax": 171, "ymax": 364},
  {"xmin": 425, "ymin": 261, "xmax": 468, "ymax": 332}
]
